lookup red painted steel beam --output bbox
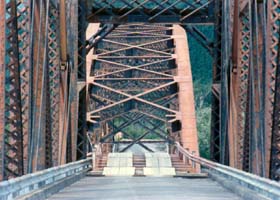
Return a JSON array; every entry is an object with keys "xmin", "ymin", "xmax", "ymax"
[
  {"xmin": 173, "ymin": 25, "xmax": 200, "ymax": 172},
  {"xmin": 59, "ymin": 0, "xmax": 68, "ymax": 67}
]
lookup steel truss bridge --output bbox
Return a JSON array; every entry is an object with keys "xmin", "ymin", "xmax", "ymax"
[{"xmin": 0, "ymin": 0, "xmax": 280, "ymax": 199}]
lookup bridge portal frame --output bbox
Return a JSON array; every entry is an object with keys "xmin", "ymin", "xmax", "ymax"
[{"xmin": 85, "ymin": 23, "xmax": 200, "ymax": 173}]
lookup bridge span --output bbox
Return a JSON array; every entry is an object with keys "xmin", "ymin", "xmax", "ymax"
[
  {"xmin": 1, "ymin": 0, "xmax": 280, "ymax": 200},
  {"xmin": 1, "ymin": 21, "xmax": 280, "ymax": 200},
  {"xmin": 1, "ymin": 143, "xmax": 280, "ymax": 200}
]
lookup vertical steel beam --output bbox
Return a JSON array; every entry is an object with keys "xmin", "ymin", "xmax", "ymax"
[
  {"xmin": 77, "ymin": 87, "xmax": 87, "ymax": 160},
  {"xmin": 68, "ymin": 0, "xmax": 79, "ymax": 162},
  {"xmin": 210, "ymin": 0, "xmax": 231, "ymax": 165},
  {"xmin": 270, "ymin": 36, "xmax": 280, "ymax": 181},
  {"xmin": 0, "ymin": 0, "xmax": 6, "ymax": 181},
  {"xmin": 220, "ymin": 0, "xmax": 231, "ymax": 165},
  {"xmin": 173, "ymin": 25, "xmax": 200, "ymax": 173},
  {"xmin": 76, "ymin": 0, "xmax": 88, "ymax": 160},
  {"xmin": 78, "ymin": 0, "xmax": 87, "ymax": 81},
  {"xmin": 29, "ymin": 0, "xmax": 50, "ymax": 172},
  {"xmin": 2, "ymin": 0, "xmax": 24, "ymax": 179},
  {"xmin": 210, "ymin": 0, "xmax": 222, "ymax": 163},
  {"xmin": 58, "ymin": 0, "xmax": 71, "ymax": 165},
  {"xmin": 248, "ymin": 0, "xmax": 266, "ymax": 177},
  {"xmin": 231, "ymin": 0, "xmax": 251, "ymax": 172},
  {"xmin": 59, "ymin": 0, "xmax": 68, "ymax": 67},
  {"xmin": 46, "ymin": 2, "xmax": 61, "ymax": 167},
  {"xmin": 229, "ymin": 0, "xmax": 242, "ymax": 169},
  {"xmin": 17, "ymin": 0, "xmax": 32, "ymax": 174},
  {"xmin": 226, "ymin": 0, "xmax": 271, "ymax": 177},
  {"xmin": 269, "ymin": 0, "xmax": 280, "ymax": 181}
]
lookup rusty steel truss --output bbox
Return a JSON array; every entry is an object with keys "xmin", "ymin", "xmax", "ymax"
[
  {"xmin": 210, "ymin": 0, "xmax": 280, "ymax": 181},
  {"xmin": 0, "ymin": 0, "xmax": 82, "ymax": 180},
  {"xmin": 0, "ymin": 0, "xmax": 280, "ymax": 182}
]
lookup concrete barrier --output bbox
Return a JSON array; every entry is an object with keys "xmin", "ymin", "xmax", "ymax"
[
  {"xmin": 0, "ymin": 159, "xmax": 92, "ymax": 200},
  {"xmin": 144, "ymin": 153, "xmax": 176, "ymax": 176},
  {"xmin": 103, "ymin": 153, "xmax": 135, "ymax": 176}
]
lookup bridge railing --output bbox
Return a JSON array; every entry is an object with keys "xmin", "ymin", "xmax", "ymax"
[
  {"xmin": 174, "ymin": 142, "xmax": 280, "ymax": 200},
  {"xmin": 0, "ymin": 159, "xmax": 92, "ymax": 200}
]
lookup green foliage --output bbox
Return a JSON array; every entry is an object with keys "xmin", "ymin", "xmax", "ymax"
[
  {"xmin": 187, "ymin": 25, "xmax": 214, "ymax": 159},
  {"xmin": 113, "ymin": 118, "xmax": 163, "ymax": 140},
  {"xmin": 196, "ymin": 107, "xmax": 211, "ymax": 158}
]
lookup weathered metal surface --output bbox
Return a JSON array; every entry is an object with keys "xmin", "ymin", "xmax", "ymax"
[
  {"xmin": 59, "ymin": 0, "xmax": 68, "ymax": 67},
  {"xmin": 210, "ymin": 0, "xmax": 222, "ymax": 164},
  {"xmin": 0, "ymin": 0, "xmax": 81, "ymax": 180},
  {"xmin": 173, "ymin": 25, "xmax": 200, "ymax": 172},
  {"xmin": 268, "ymin": 0, "xmax": 280, "ymax": 181},
  {"xmin": 271, "ymin": 45, "xmax": 280, "ymax": 181},
  {"xmin": 30, "ymin": 0, "xmax": 49, "ymax": 172},
  {"xmin": 0, "ymin": 0, "xmax": 6, "ymax": 181},
  {"xmin": 209, "ymin": 0, "xmax": 280, "ymax": 181},
  {"xmin": 229, "ymin": 0, "xmax": 253, "ymax": 172},
  {"xmin": 3, "ymin": 0, "xmax": 24, "ymax": 179},
  {"xmin": 86, "ymin": 0, "xmax": 214, "ymax": 24},
  {"xmin": 77, "ymin": 0, "xmax": 88, "ymax": 161},
  {"xmin": 47, "ymin": 2, "xmax": 61, "ymax": 167},
  {"xmin": 18, "ymin": 0, "xmax": 32, "ymax": 175},
  {"xmin": 68, "ymin": 0, "xmax": 79, "ymax": 163}
]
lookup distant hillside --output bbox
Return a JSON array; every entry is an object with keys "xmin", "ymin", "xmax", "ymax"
[{"xmin": 187, "ymin": 25, "xmax": 214, "ymax": 159}]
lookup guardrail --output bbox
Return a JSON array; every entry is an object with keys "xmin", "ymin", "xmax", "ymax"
[
  {"xmin": 174, "ymin": 142, "xmax": 280, "ymax": 200},
  {"xmin": 0, "ymin": 158, "xmax": 92, "ymax": 200}
]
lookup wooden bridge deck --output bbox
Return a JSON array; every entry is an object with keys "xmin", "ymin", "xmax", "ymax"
[{"xmin": 48, "ymin": 177, "xmax": 242, "ymax": 200}]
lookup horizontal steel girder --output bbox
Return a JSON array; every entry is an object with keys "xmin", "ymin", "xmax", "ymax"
[{"xmin": 86, "ymin": 0, "xmax": 214, "ymax": 24}]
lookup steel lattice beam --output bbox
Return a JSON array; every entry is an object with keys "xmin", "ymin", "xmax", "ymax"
[
  {"xmin": 86, "ymin": 23, "xmax": 200, "ymax": 172},
  {"xmin": 86, "ymin": 0, "xmax": 214, "ymax": 24},
  {"xmin": 210, "ymin": 0, "xmax": 280, "ymax": 181},
  {"xmin": 0, "ymin": 0, "xmax": 81, "ymax": 180},
  {"xmin": 268, "ymin": 0, "xmax": 280, "ymax": 181},
  {"xmin": 2, "ymin": 0, "xmax": 24, "ymax": 180},
  {"xmin": 210, "ymin": 0, "xmax": 222, "ymax": 163},
  {"xmin": 0, "ymin": 0, "xmax": 5, "ymax": 181}
]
